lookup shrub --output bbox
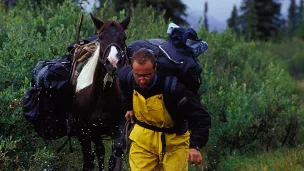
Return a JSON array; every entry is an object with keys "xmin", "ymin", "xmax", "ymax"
[{"xmin": 197, "ymin": 30, "xmax": 304, "ymax": 169}]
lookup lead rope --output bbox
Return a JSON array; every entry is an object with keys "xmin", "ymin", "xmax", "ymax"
[{"xmin": 122, "ymin": 120, "xmax": 133, "ymax": 168}]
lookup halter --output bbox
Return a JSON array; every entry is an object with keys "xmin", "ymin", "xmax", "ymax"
[
  {"xmin": 98, "ymin": 43, "xmax": 127, "ymax": 66},
  {"xmin": 96, "ymin": 22, "xmax": 128, "ymax": 92}
]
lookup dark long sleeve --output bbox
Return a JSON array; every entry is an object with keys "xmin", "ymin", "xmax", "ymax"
[
  {"xmin": 118, "ymin": 65, "xmax": 133, "ymax": 111},
  {"xmin": 174, "ymin": 80, "xmax": 211, "ymax": 149}
]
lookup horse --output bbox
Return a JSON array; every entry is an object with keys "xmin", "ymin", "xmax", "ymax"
[{"xmin": 71, "ymin": 13, "xmax": 130, "ymax": 171}]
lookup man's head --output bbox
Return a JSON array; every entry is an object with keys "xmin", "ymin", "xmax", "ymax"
[{"xmin": 131, "ymin": 49, "xmax": 156, "ymax": 89}]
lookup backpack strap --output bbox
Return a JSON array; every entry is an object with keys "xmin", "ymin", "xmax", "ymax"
[
  {"xmin": 164, "ymin": 76, "xmax": 189, "ymax": 135},
  {"xmin": 127, "ymin": 70, "xmax": 134, "ymax": 93},
  {"xmin": 164, "ymin": 76, "xmax": 177, "ymax": 96}
]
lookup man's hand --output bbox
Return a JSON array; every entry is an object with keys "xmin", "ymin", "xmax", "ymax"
[
  {"xmin": 125, "ymin": 110, "xmax": 134, "ymax": 123},
  {"xmin": 187, "ymin": 148, "xmax": 202, "ymax": 166}
]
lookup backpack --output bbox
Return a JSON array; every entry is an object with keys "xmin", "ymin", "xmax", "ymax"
[
  {"xmin": 126, "ymin": 26, "xmax": 208, "ymax": 95},
  {"xmin": 23, "ymin": 34, "xmax": 100, "ymax": 141},
  {"xmin": 23, "ymin": 58, "xmax": 73, "ymax": 140}
]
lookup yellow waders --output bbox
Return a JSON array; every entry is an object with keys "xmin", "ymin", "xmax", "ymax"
[{"xmin": 129, "ymin": 90, "xmax": 190, "ymax": 171}]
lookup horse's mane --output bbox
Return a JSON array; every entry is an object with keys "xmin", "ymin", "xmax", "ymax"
[{"xmin": 98, "ymin": 21, "xmax": 124, "ymax": 34}]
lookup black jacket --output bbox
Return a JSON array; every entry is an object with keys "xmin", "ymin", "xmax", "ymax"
[{"xmin": 118, "ymin": 65, "xmax": 211, "ymax": 149}]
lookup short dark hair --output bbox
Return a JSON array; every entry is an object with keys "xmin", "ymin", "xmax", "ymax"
[{"xmin": 131, "ymin": 49, "xmax": 156, "ymax": 68}]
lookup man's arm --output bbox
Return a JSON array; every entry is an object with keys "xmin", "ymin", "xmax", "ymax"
[{"xmin": 174, "ymin": 81, "xmax": 211, "ymax": 150}]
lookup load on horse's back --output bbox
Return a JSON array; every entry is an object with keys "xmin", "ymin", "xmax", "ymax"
[
  {"xmin": 23, "ymin": 13, "xmax": 130, "ymax": 171},
  {"xmin": 127, "ymin": 23, "xmax": 208, "ymax": 97}
]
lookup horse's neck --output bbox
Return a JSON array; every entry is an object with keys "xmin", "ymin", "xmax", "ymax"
[{"xmin": 74, "ymin": 66, "xmax": 105, "ymax": 108}]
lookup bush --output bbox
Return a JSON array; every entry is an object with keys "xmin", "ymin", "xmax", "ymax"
[{"xmin": 197, "ymin": 29, "xmax": 304, "ymax": 169}]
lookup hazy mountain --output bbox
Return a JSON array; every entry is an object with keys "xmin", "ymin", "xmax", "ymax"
[{"xmin": 186, "ymin": 9, "xmax": 227, "ymax": 32}]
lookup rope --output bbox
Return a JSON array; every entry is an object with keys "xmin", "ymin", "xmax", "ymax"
[
  {"xmin": 70, "ymin": 41, "xmax": 98, "ymax": 86},
  {"xmin": 122, "ymin": 120, "xmax": 133, "ymax": 154}
]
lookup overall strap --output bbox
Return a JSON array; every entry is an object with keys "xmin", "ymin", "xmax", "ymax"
[{"xmin": 164, "ymin": 76, "xmax": 178, "ymax": 122}]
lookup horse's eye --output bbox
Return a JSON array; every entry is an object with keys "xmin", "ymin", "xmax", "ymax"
[{"xmin": 99, "ymin": 35, "xmax": 103, "ymax": 40}]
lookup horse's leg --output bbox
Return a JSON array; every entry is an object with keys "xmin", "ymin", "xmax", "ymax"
[
  {"xmin": 79, "ymin": 136, "xmax": 95, "ymax": 171},
  {"xmin": 108, "ymin": 120, "xmax": 125, "ymax": 171},
  {"xmin": 94, "ymin": 138, "xmax": 105, "ymax": 171}
]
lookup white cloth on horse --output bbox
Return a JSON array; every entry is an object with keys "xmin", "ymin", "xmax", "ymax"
[{"xmin": 76, "ymin": 42, "xmax": 100, "ymax": 92}]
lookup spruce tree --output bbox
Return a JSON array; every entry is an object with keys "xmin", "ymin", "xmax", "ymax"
[
  {"xmin": 204, "ymin": 1, "xmax": 209, "ymax": 32},
  {"xmin": 296, "ymin": 0, "xmax": 304, "ymax": 39},
  {"xmin": 240, "ymin": 0, "xmax": 258, "ymax": 39},
  {"xmin": 299, "ymin": 0, "xmax": 304, "ymax": 21},
  {"xmin": 288, "ymin": 0, "xmax": 297, "ymax": 36},
  {"xmin": 227, "ymin": 5, "xmax": 238, "ymax": 33},
  {"xmin": 240, "ymin": 0, "xmax": 282, "ymax": 40}
]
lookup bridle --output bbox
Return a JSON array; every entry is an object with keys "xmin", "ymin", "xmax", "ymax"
[{"xmin": 97, "ymin": 22, "xmax": 128, "ymax": 77}]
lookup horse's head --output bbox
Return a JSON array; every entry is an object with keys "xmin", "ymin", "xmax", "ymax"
[
  {"xmin": 74, "ymin": 14, "xmax": 130, "ymax": 105},
  {"xmin": 90, "ymin": 13, "xmax": 130, "ymax": 76}
]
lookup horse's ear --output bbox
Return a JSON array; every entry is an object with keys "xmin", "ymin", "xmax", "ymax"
[
  {"xmin": 90, "ymin": 13, "xmax": 104, "ymax": 30},
  {"xmin": 120, "ymin": 12, "xmax": 131, "ymax": 30}
]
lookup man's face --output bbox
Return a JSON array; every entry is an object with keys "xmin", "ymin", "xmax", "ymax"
[{"xmin": 132, "ymin": 60, "xmax": 156, "ymax": 89}]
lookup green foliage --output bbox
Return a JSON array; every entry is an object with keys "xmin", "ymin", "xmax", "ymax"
[
  {"xmin": 100, "ymin": 0, "xmax": 187, "ymax": 25},
  {"xmin": 260, "ymin": 38, "xmax": 304, "ymax": 79},
  {"xmin": 296, "ymin": 21, "xmax": 304, "ymax": 40},
  {"xmin": 126, "ymin": 4, "xmax": 168, "ymax": 42}
]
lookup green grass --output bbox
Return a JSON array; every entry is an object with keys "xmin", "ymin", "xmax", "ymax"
[{"xmin": 218, "ymin": 145, "xmax": 304, "ymax": 171}]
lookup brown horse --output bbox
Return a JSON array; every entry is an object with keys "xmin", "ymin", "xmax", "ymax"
[{"xmin": 72, "ymin": 13, "xmax": 130, "ymax": 171}]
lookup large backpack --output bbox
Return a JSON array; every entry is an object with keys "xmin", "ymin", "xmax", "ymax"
[
  {"xmin": 23, "ymin": 57, "xmax": 73, "ymax": 140},
  {"xmin": 126, "ymin": 26, "xmax": 208, "ymax": 95}
]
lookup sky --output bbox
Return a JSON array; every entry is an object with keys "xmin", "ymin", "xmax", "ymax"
[{"xmin": 84, "ymin": 0, "xmax": 302, "ymax": 31}]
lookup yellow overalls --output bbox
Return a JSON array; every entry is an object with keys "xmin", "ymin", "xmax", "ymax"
[{"xmin": 129, "ymin": 90, "xmax": 190, "ymax": 171}]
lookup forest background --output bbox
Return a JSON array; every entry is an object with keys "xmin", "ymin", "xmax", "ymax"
[{"xmin": 0, "ymin": 0, "xmax": 304, "ymax": 170}]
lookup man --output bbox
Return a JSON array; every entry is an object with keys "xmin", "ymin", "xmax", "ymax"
[{"xmin": 118, "ymin": 49, "xmax": 211, "ymax": 170}]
